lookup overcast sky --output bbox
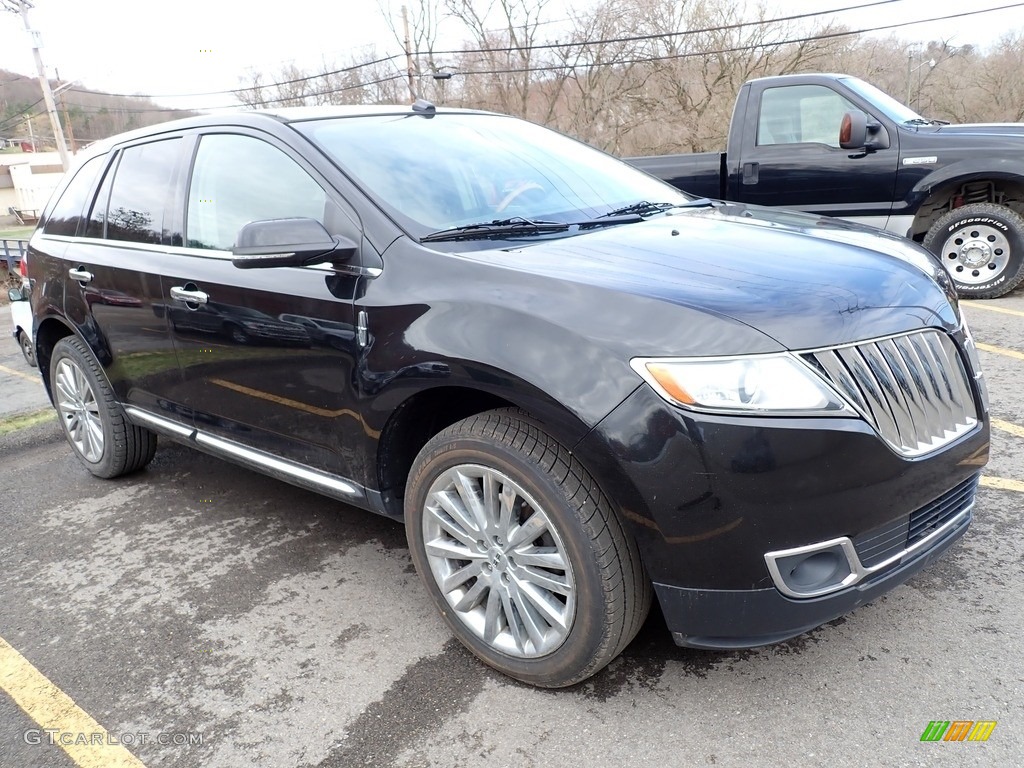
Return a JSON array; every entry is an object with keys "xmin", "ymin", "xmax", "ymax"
[{"xmin": 0, "ymin": 0, "xmax": 1022, "ymax": 111}]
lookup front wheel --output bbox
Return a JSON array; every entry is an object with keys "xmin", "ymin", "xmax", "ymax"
[
  {"xmin": 923, "ymin": 202, "xmax": 1024, "ymax": 299},
  {"xmin": 50, "ymin": 336, "xmax": 157, "ymax": 478},
  {"xmin": 405, "ymin": 409, "xmax": 650, "ymax": 687}
]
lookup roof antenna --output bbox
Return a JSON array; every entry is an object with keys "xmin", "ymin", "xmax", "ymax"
[{"xmin": 412, "ymin": 99, "xmax": 437, "ymax": 115}]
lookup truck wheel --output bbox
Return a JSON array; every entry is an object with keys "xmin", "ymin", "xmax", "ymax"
[
  {"xmin": 923, "ymin": 202, "xmax": 1024, "ymax": 299},
  {"xmin": 50, "ymin": 336, "xmax": 157, "ymax": 478},
  {"xmin": 405, "ymin": 409, "xmax": 650, "ymax": 688}
]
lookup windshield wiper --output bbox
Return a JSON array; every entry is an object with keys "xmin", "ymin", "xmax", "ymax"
[
  {"xmin": 598, "ymin": 198, "xmax": 716, "ymax": 218},
  {"xmin": 420, "ymin": 217, "xmax": 569, "ymax": 243},
  {"xmin": 904, "ymin": 118, "xmax": 950, "ymax": 126}
]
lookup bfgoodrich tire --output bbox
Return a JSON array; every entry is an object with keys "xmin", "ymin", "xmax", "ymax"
[
  {"xmin": 50, "ymin": 336, "xmax": 157, "ymax": 478},
  {"xmin": 405, "ymin": 409, "xmax": 651, "ymax": 688},
  {"xmin": 923, "ymin": 202, "xmax": 1024, "ymax": 299}
]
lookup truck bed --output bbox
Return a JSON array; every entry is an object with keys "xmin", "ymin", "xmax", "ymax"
[{"xmin": 626, "ymin": 152, "xmax": 725, "ymax": 199}]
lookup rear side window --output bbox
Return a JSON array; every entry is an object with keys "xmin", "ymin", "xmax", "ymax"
[
  {"xmin": 42, "ymin": 155, "xmax": 105, "ymax": 237},
  {"xmin": 89, "ymin": 139, "xmax": 182, "ymax": 244},
  {"xmin": 185, "ymin": 134, "xmax": 328, "ymax": 250}
]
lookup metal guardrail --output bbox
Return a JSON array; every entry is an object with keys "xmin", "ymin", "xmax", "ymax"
[{"xmin": 2, "ymin": 239, "xmax": 29, "ymax": 279}]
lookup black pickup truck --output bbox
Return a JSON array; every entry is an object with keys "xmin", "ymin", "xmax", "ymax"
[{"xmin": 628, "ymin": 73, "xmax": 1024, "ymax": 298}]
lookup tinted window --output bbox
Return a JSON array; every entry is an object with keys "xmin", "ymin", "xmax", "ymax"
[
  {"xmin": 95, "ymin": 139, "xmax": 182, "ymax": 243},
  {"xmin": 758, "ymin": 85, "xmax": 858, "ymax": 147},
  {"xmin": 42, "ymin": 156, "xmax": 105, "ymax": 237},
  {"xmin": 186, "ymin": 134, "xmax": 328, "ymax": 251}
]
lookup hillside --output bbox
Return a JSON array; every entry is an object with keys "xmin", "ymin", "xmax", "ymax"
[{"xmin": 0, "ymin": 69, "xmax": 197, "ymax": 151}]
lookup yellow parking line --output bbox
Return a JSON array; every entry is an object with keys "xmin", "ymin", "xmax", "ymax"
[
  {"xmin": 961, "ymin": 301, "xmax": 1024, "ymax": 319},
  {"xmin": 980, "ymin": 476, "xmax": 1024, "ymax": 493},
  {"xmin": 0, "ymin": 362, "xmax": 42, "ymax": 384},
  {"xmin": 0, "ymin": 636, "xmax": 147, "ymax": 768},
  {"xmin": 976, "ymin": 342, "xmax": 1024, "ymax": 362},
  {"xmin": 992, "ymin": 419, "xmax": 1024, "ymax": 439}
]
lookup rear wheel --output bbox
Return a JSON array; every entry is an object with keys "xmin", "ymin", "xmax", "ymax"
[
  {"xmin": 50, "ymin": 336, "xmax": 157, "ymax": 478},
  {"xmin": 405, "ymin": 409, "xmax": 650, "ymax": 687},
  {"xmin": 18, "ymin": 331, "xmax": 36, "ymax": 367},
  {"xmin": 924, "ymin": 202, "xmax": 1024, "ymax": 299}
]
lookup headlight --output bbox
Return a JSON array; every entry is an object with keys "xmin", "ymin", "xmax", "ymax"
[{"xmin": 630, "ymin": 355, "xmax": 854, "ymax": 415}]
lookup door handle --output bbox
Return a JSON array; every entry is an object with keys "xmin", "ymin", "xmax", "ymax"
[
  {"xmin": 68, "ymin": 267, "xmax": 93, "ymax": 283},
  {"xmin": 170, "ymin": 286, "xmax": 209, "ymax": 305},
  {"xmin": 742, "ymin": 161, "xmax": 759, "ymax": 185}
]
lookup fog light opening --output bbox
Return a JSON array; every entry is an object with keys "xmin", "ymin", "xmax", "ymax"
[
  {"xmin": 789, "ymin": 551, "xmax": 842, "ymax": 588},
  {"xmin": 766, "ymin": 539, "xmax": 858, "ymax": 598}
]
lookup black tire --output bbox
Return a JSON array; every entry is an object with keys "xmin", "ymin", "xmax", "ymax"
[
  {"xmin": 18, "ymin": 331, "xmax": 36, "ymax": 368},
  {"xmin": 405, "ymin": 408, "xmax": 651, "ymax": 687},
  {"xmin": 923, "ymin": 202, "xmax": 1024, "ymax": 299},
  {"xmin": 226, "ymin": 323, "xmax": 249, "ymax": 344},
  {"xmin": 49, "ymin": 336, "xmax": 157, "ymax": 478}
]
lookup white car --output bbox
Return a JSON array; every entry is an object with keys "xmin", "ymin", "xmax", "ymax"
[{"xmin": 8, "ymin": 284, "xmax": 35, "ymax": 367}]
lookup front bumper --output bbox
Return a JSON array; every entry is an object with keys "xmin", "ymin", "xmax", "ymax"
[
  {"xmin": 576, "ymin": 380, "xmax": 989, "ymax": 649},
  {"xmin": 660, "ymin": 501, "xmax": 970, "ymax": 649}
]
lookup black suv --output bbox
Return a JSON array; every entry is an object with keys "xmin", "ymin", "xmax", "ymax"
[{"xmin": 26, "ymin": 103, "xmax": 989, "ymax": 687}]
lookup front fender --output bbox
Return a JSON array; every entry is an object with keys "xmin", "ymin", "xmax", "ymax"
[{"xmin": 906, "ymin": 158, "xmax": 1024, "ymax": 211}]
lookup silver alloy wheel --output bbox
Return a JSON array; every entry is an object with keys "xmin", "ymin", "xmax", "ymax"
[
  {"xmin": 54, "ymin": 358, "xmax": 104, "ymax": 463},
  {"xmin": 940, "ymin": 223, "xmax": 1011, "ymax": 285},
  {"xmin": 422, "ymin": 464, "xmax": 576, "ymax": 658}
]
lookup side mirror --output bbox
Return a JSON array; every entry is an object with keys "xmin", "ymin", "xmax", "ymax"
[
  {"xmin": 840, "ymin": 111, "xmax": 889, "ymax": 151},
  {"xmin": 7, "ymin": 286, "xmax": 25, "ymax": 302},
  {"xmin": 231, "ymin": 218, "xmax": 358, "ymax": 270}
]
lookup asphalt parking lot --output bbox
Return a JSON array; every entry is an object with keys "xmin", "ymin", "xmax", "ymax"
[{"xmin": 1, "ymin": 292, "xmax": 1022, "ymax": 768}]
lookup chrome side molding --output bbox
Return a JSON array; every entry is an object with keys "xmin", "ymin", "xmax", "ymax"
[{"xmin": 123, "ymin": 406, "xmax": 362, "ymax": 500}]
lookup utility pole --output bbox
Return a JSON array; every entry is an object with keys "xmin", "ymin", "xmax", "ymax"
[
  {"xmin": 55, "ymin": 68, "xmax": 76, "ymax": 153},
  {"xmin": 402, "ymin": 5, "xmax": 416, "ymax": 102},
  {"xmin": 2, "ymin": 1, "xmax": 70, "ymax": 170}
]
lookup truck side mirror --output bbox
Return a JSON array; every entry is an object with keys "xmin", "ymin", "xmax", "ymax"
[{"xmin": 840, "ymin": 111, "xmax": 889, "ymax": 151}]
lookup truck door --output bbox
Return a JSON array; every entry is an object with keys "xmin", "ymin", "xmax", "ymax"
[{"xmin": 731, "ymin": 83, "xmax": 900, "ymax": 230}]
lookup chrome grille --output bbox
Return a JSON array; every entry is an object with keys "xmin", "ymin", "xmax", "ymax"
[{"xmin": 803, "ymin": 329, "xmax": 978, "ymax": 456}]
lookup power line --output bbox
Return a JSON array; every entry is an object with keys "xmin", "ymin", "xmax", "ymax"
[
  {"xmin": 59, "ymin": 0, "xmax": 910, "ymax": 104},
  {"xmin": 9, "ymin": 2, "xmax": 1024, "ymax": 118},
  {"xmin": 443, "ymin": 2, "xmax": 1024, "ymax": 77}
]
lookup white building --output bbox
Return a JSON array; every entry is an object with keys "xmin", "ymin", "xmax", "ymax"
[{"xmin": 1, "ymin": 151, "xmax": 65, "ymax": 226}]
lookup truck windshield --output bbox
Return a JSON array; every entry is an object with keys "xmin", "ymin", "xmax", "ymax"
[
  {"xmin": 838, "ymin": 76, "xmax": 924, "ymax": 124},
  {"xmin": 293, "ymin": 112, "xmax": 692, "ymax": 237}
]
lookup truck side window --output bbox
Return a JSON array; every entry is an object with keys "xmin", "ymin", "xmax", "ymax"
[{"xmin": 757, "ymin": 85, "xmax": 858, "ymax": 147}]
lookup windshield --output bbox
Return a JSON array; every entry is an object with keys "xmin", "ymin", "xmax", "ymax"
[
  {"xmin": 293, "ymin": 112, "xmax": 692, "ymax": 236},
  {"xmin": 838, "ymin": 76, "xmax": 924, "ymax": 124}
]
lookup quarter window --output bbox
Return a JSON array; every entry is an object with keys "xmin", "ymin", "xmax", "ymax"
[
  {"xmin": 757, "ymin": 85, "xmax": 858, "ymax": 147},
  {"xmin": 96, "ymin": 139, "xmax": 182, "ymax": 243},
  {"xmin": 186, "ymin": 134, "xmax": 328, "ymax": 251},
  {"xmin": 42, "ymin": 155, "xmax": 105, "ymax": 237}
]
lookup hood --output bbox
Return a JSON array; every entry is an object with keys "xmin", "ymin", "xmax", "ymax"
[
  {"xmin": 477, "ymin": 203, "xmax": 959, "ymax": 351},
  {"xmin": 929, "ymin": 122, "xmax": 1024, "ymax": 138}
]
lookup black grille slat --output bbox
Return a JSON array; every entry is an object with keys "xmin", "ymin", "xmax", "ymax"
[
  {"xmin": 908, "ymin": 477, "xmax": 978, "ymax": 543},
  {"xmin": 804, "ymin": 329, "xmax": 978, "ymax": 457},
  {"xmin": 853, "ymin": 475, "xmax": 978, "ymax": 567},
  {"xmin": 853, "ymin": 515, "xmax": 910, "ymax": 567}
]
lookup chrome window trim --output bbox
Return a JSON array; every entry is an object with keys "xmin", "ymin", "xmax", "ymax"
[{"xmin": 31, "ymin": 235, "xmax": 381, "ymax": 276}]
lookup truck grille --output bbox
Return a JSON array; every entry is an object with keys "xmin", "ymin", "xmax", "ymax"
[{"xmin": 802, "ymin": 329, "xmax": 978, "ymax": 457}]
